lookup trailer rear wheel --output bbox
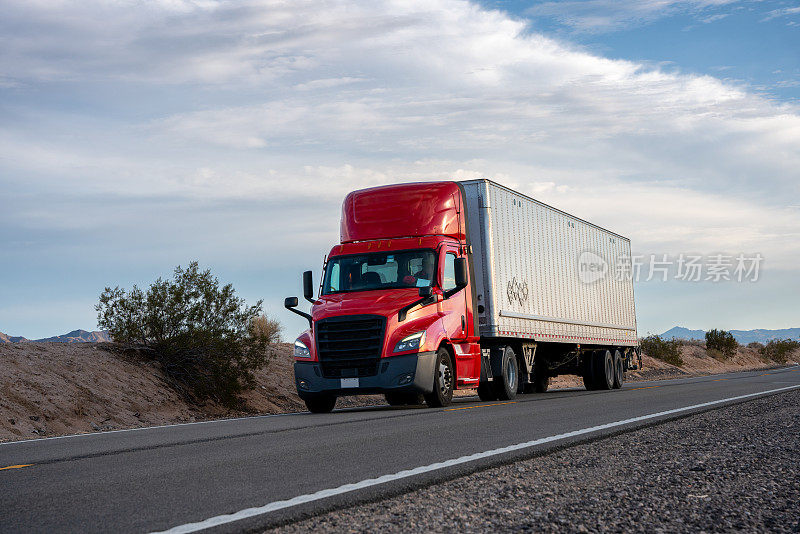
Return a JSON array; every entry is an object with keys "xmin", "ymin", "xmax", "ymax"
[
  {"xmin": 592, "ymin": 349, "xmax": 615, "ymax": 390},
  {"xmin": 582, "ymin": 373, "xmax": 595, "ymax": 391},
  {"xmin": 491, "ymin": 346, "xmax": 519, "ymax": 400},
  {"xmin": 304, "ymin": 394, "xmax": 337, "ymax": 413},
  {"xmin": 533, "ymin": 372, "xmax": 550, "ymax": 393},
  {"xmin": 424, "ymin": 347, "xmax": 454, "ymax": 408},
  {"xmin": 613, "ymin": 350, "xmax": 624, "ymax": 389}
]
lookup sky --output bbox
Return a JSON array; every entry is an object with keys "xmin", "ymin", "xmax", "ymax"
[{"xmin": 0, "ymin": 0, "xmax": 798, "ymax": 340}]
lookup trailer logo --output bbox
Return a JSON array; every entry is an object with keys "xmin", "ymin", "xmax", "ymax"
[
  {"xmin": 578, "ymin": 251, "xmax": 608, "ymax": 284},
  {"xmin": 507, "ymin": 277, "xmax": 529, "ymax": 305}
]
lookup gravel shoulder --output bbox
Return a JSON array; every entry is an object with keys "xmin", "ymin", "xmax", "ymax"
[{"xmin": 271, "ymin": 389, "xmax": 800, "ymax": 534}]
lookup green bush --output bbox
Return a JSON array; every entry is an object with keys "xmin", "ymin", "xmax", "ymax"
[
  {"xmin": 640, "ymin": 335, "xmax": 683, "ymax": 367},
  {"xmin": 705, "ymin": 329, "xmax": 738, "ymax": 359},
  {"xmin": 746, "ymin": 342, "xmax": 764, "ymax": 350},
  {"xmin": 759, "ymin": 339, "xmax": 800, "ymax": 365},
  {"xmin": 96, "ymin": 262, "xmax": 276, "ymax": 406}
]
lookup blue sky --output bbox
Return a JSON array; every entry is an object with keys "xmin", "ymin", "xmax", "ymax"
[
  {"xmin": 1, "ymin": 0, "xmax": 799, "ymax": 340},
  {"xmin": 487, "ymin": 0, "xmax": 800, "ymax": 102}
]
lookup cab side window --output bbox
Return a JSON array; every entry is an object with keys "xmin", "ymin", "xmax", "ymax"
[
  {"xmin": 442, "ymin": 253, "xmax": 457, "ymax": 291},
  {"xmin": 329, "ymin": 263, "xmax": 340, "ymax": 292}
]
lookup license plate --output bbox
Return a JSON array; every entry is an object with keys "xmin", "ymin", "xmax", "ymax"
[{"xmin": 340, "ymin": 378, "xmax": 359, "ymax": 388}]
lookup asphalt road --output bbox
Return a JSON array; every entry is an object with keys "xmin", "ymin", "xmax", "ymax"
[{"xmin": 1, "ymin": 366, "xmax": 798, "ymax": 534}]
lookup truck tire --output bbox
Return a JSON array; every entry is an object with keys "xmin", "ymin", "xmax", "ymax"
[
  {"xmin": 582, "ymin": 373, "xmax": 595, "ymax": 391},
  {"xmin": 385, "ymin": 392, "xmax": 424, "ymax": 406},
  {"xmin": 491, "ymin": 346, "xmax": 519, "ymax": 400},
  {"xmin": 533, "ymin": 371, "xmax": 550, "ymax": 393},
  {"xmin": 592, "ymin": 349, "xmax": 615, "ymax": 390},
  {"xmin": 424, "ymin": 347, "xmax": 454, "ymax": 408},
  {"xmin": 613, "ymin": 350, "xmax": 624, "ymax": 389},
  {"xmin": 304, "ymin": 394, "xmax": 336, "ymax": 413},
  {"xmin": 478, "ymin": 382, "xmax": 497, "ymax": 401}
]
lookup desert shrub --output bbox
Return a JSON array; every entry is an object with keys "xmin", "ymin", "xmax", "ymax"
[
  {"xmin": 759, "ymin": 339, "xmax": 800, "ymax": 365},
  {"xmin": 747, "ymin": 342, "xmax": 764, "ymax": 350},
  {"xmin": 96, "ymin": 262, "xmax": 276, "ymax": 406},
  {"xmin": 705, "ymin": 329, "xmax": 738, "ymax": 359},
  {"xmin": 640, "ymin": 335, "xmax": 683, "ymax": 367},
  {"xmin": 250, "ymin": 314, "xmax": 282, "ymax": 343},
  {"xmin": 706, "ymin": 348, "xmax": 725, "ymax": 361}
]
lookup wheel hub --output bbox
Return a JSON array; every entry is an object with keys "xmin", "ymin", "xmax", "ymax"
[
  {"xmin": 506, "ymin": 358, "xmax": 516, "ymax": 387},
  {"xmin": 438, "ymin": 361, "xmax": 452, "ymax": 394}
]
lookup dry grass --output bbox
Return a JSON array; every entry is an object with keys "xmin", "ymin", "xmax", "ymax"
[{"xmin": 250, "ymin": 314, "xmax": 282, "ymax": 343}]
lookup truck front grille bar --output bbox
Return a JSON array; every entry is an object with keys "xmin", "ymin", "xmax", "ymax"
[{"xmin": 315, "ymin": 314, "xmax": 386, "ymax": 379}]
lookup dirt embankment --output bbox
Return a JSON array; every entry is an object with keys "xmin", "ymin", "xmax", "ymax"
[
  {"xmin": 0, "ymin": 342, "xmax": 380, "ymax": 443},
  {"xmin": 1, "ymin": 341, "xmax": 795, "ymax": 443}
]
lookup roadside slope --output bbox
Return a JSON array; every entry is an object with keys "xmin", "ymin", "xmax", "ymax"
[
  {"xmin": 0, "ymin": 342, "xmax": 379, "ymax": 442},
  {"xmin": 1, "ymin": 341, "xmax": 795, "ymax": 442}
]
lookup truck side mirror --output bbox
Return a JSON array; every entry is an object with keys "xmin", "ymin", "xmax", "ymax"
[
  {"xmin": 399, "ymin": 286, "xmax": 436, "ymax": 322},
  {"xmin": 454, "ymin": 257, "xmax": 468, "ymax": 288},
  {"xmin": 303, "ymin": 270, "xmax": 314, "ymax": 303},
  {"xmin": 284, "ymin": 295, "xmax": 312, "ymax": 327}
]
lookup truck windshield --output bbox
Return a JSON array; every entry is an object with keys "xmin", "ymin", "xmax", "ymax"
[{"xmin": 322, "ymin": 250, "xmax": 437, "ymax": 295}]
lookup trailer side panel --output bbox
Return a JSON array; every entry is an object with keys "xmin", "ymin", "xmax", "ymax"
[{"xmin": 461, "ymin": 179, "xmax": 637, "ymax": 346}]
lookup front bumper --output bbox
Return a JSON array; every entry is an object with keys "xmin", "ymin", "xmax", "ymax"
[{"xmin": 294, "ymin": 351, "xmax": 436, "ymax": 398}]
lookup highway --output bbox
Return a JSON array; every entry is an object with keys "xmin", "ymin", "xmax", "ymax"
[{"xmin": 1, "ymin": 366, "xmax": 798, "ymax": 534}]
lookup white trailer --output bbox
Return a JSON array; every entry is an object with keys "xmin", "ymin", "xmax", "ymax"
[{"xmin": 460, "ymin": 179, "xmax": 640, "ymax": 396}]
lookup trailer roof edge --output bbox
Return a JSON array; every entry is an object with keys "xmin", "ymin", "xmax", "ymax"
[{"xmin": 458, "ymin": 178, "xmax": 631, "ymax": 242}]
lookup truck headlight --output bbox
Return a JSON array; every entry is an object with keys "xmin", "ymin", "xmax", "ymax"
[
  {"xmin": 294, "ymin": 339, "xmax": 311, "ymax": 358},
  {"xmin": 394, "ymin": 331, "xmax": 425, "ymax": 353}
]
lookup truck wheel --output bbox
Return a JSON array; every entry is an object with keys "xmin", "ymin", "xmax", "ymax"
[
  {"xmin": 424, "ymin": 347, "xmax": 454, "ymax": 408},
  {"xmin": 491, "ymin": 346, "xmax": 518, "ymax": 400},
  {"xmin": 304, "ymin": 394, "xmax": 336, "ymax": 413},
  {"xmin": 582, "ymin": 373, "xmax": 595, "ymax": 391},
  {"xmin": 385, "ymin": 392, "xmax": 424, "ymax": 406},
  {"xmin": 477, "ymin": 382, "xmax": 497, "ymax": 401},
  {"xmin": 613, "ymin": 350, "xmax": 624, "ymax": 389},
  {"xmin": 592, "ymin": 350, "xmax": 614, "ymax": 390},
  {"xmin": 533, "ymin": 371, "xmax": 550, "ymax": 393}
]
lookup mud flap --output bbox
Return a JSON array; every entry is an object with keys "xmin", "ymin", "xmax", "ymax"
[{"xmin": 479, "ymin": 348, "xmax": 494, "ymax": 382}]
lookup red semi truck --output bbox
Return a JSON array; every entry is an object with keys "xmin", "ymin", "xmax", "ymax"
[{"xmin": 285, "ymin": 180, "xmax": 640, "ymax": 412}]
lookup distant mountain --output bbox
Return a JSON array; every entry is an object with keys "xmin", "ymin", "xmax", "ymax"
[
  {"xmin": 660, "ymin": 327, "xmax": 706, "ymax": 341},
  {"xmin": 0, "ymin": 329, "xmax": 111, "ymax": 343},
  {"xmin": 0, "ymin": 331, "xmax": 30, "ymax": 343},
  {"xmin": 35, "ymin": 330, "xmax": 112, "ymax": 343},
  {"xmin": 661, "ymin": 326, "xmax": 800, "ymax": 345}
]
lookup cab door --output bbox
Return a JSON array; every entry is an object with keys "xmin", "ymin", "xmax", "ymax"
[{"xmin": 439, "ymin": 245, "xmax": 480, "ymax": 384}]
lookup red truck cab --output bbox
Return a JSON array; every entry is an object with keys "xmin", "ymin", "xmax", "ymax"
[{"xmin": 285, "ymin": 182, "xmax": 480, "ymax": 412}]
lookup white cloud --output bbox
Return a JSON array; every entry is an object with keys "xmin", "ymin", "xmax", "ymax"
[
  {"xmin": 524, "ymin": 0, "xmax": 738, "ymax": 33},
  {"xmin": 1, "ymin": 0, "xmax": 799, "ymax": 335},
  {"xmin": 761, "ymin": 6, "xmax": 800, "ymax": 22}
]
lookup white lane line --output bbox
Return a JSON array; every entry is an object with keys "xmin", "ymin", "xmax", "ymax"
[{"xmin": 153, "ymin": 384, "xmax": 800, "ymax": 534}]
